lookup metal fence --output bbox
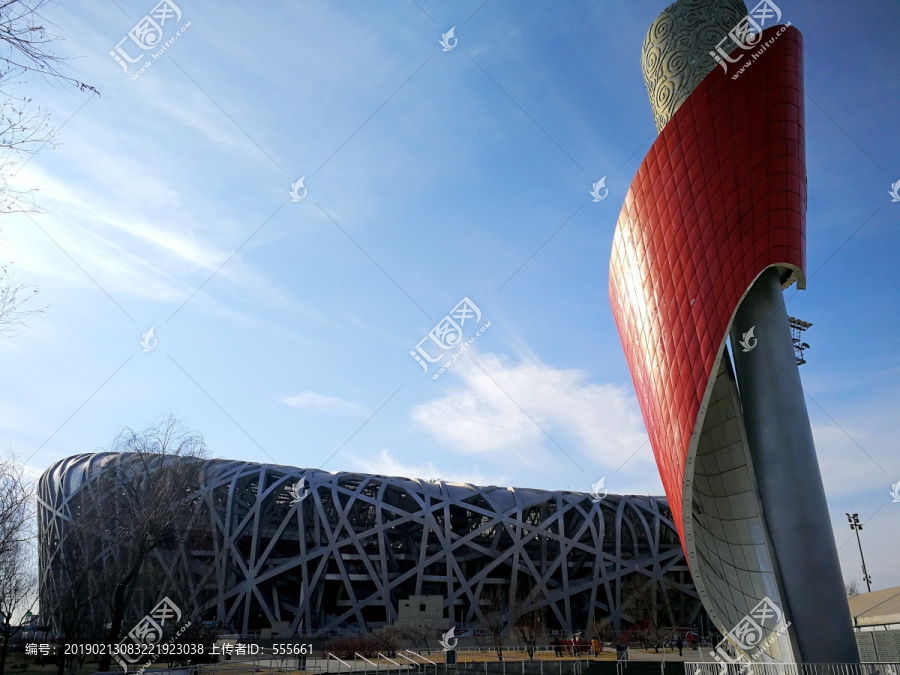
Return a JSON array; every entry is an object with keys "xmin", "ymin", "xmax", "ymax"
[
  {"xmin": 91, "ymin": 664, "xmax": 321, "ymax": 675},
  {"xmin": 686, "ymin": 663, "xmax": 900, "ymax": 675},
  {"xmin": 322, "ymin": 652, "xmax": 589, "ymax": 675},
  {"xmin": 443, "ymin": 658, "xmax": 586, "ymax": 675},
  {"xmin": 398, "ymin": 647, "xmax": 597, "ymax": 661}
]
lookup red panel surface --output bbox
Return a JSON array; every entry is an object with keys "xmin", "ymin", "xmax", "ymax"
[{"xmin": 609, "ymin": 26, "xmax": 806, "ymax": 548}]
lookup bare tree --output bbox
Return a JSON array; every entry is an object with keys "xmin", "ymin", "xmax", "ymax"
[
  {"xmin": 154, "ymin": 546, "xmax": 226, "ymax": 667},
  {"xmin": 0, "ymin": 0, "xmax": 99, "ymax": 211},
  {"xmin": 0, "ymin": 452, "xmax": 31, "ymax": 566},
  {"xmin": 396, "ymin": 621, "xmax": 438, "ymax": 651},
  {"xmin": 479, "ymin": 585, "xmax": 507, "ymax": 661},
  {"xmin": 510, "ymin": 581, "xmax": 543, "ymax": 660},
  {"xmin": 0, "ymin": 104, "xmax": 52, "ymax": 215},
  {"xmin": 40, "ymin": 464, "xmax": 129, "ymax": 675},
  {"xmin": 38, "ymin": 416, "xmax": 208, "ymax": 673},
  {"xmin": 0, "ymin": 543, "xmax": 37, "ymax": 675},
  {"xmin": 0, "ymin": 452, "xmax": 35, "ymax": 675},
  {"xmin": 93, "ymin": 416, "xmax": 208, "ymax": 672},
  {"xmin": 0, "ymin": 1, "xmax": 98, "ymax": 88},
  {"xmin": 0, "ymin": 0, "xmax": 99, "ymax": 338},
  {"xmin": 48, "ymin": 568, "xmax": 100, "ymax": 675},
  {"xmin": 846, "ymin": 580, "xmax": 860, "ymax": 597},
  {"xmin": 368, "ymin": 627, "xmax": 401, "ymax": 657},
  {"xmin": 587, "ymin": 615, "xmax": 615, "ymax": 646},
  {"xmin": 620, "ymin": 575, "xmax": 698, "ymax": 653},
  {"xmin": 0, "ymin": 264, "xmax": 43, "ymax": 338},
  {"xmin": 621, "ymin": 576, "xmax": 666, "ymax": 652}
]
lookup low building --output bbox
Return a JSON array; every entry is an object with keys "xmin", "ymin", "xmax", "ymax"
[
  {"xmin": 397, "ymin": 595, "xmax": 444, "ymax": 630},
  {"xmin": 850, "ymin": 586, "xmax": 900, "ymax": 632},
  {"xmin": 849, "ymin": 586, "xmax": 900, "ymax": 663}
]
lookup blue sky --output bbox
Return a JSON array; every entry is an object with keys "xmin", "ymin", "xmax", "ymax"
[{"xmin": 2, "ymin": 0, "xmax": 898, "ymax": 590}]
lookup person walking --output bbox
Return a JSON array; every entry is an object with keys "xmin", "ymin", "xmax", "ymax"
[{"xmin": 676, "ymin": 635, "xmax": 684, "ymax": 657}]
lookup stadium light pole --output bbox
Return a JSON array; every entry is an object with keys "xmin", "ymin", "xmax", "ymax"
[{"xmin": 846, "ymin": 513, "xmax": 872, "ymax": 593}]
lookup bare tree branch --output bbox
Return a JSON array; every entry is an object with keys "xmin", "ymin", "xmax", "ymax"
[
  {"xmin": 0, "ymin": 264, "xmax": 44, "ymax": 337},
  {"xmin": 38, "ymin": 415, "xmax": 209, "ymax": 673},
  {"xmin": 0, "ymin": 0, "xmax": 99, "ymax": 93},
  {"xmin": 478, "ymin": 585, "xmax": 507, "ymax": 661},
  {"xmin": 0, "ymin": 0, "xmax": 98, "ymax": 338},
  {"xmin": 0, "ymin": 450, "xmax": 37, "ymax": 675},
  {"xmin": 510, "ymin": 579, "xmax": 543, "ymax": 660}
]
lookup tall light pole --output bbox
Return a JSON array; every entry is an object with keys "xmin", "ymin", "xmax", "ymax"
[{"xmin": 847, "ymin": 513, "xmax": 872, "ymax": 593}]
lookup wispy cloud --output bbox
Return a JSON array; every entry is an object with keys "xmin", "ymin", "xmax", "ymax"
[
  {"xmin": 8, "ymin": 157, "xmax": 313, "ymax": 318},
  {"xmin": 279, "ymin": 392, "xmax": 367, "ymax": 416},
  {"xmin": 346, "ymin": 448, "xmax": 497, "ymax": 487}
]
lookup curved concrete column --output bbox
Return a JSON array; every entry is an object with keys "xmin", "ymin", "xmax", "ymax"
[{"xmin": 730, "ymin": 267, "xmax": 858, "ymax": 662}]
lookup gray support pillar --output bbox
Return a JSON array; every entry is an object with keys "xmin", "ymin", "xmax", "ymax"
[{"xmin": 730, "ymin": 267, "xmax": 858, "ymax": 663}]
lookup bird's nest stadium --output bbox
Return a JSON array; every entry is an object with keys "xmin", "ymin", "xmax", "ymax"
[{"xmin": 38, "ymin": 453, "xmax": 700, "ymax": 636}]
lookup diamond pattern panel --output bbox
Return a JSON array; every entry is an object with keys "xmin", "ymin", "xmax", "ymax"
[{"xmin": 609, "ymin": 26, "xmax": 806, "ymax": 545}]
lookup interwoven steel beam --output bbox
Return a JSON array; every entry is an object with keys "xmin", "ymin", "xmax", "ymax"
[{"xmin": 39, "ymin": 453, "xmax": 699, "ymax": 636}]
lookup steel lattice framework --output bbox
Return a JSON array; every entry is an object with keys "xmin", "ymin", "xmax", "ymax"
[{"xmin": 39, "ymin": 453, "xmax": 700, "ymax": 635}]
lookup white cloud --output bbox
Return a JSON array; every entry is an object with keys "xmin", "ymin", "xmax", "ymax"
[
  {"xmin": 412, "ymin": 351, "xmax": 650, "ymax": 474},
  {"xmin": 279, "ymin": 392, "xmax": 367, "ymax": 416},
  {"xmin": 346, "ymin": 448, "xmax": 497, "ymax": 487}
]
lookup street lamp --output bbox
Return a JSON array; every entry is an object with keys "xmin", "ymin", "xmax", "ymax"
[
  {"xmin": 787, "ymin": 316, "xmax": 813, "ymax": 365},
  {"xmin": 846, "ymin": 513, "xmax": 872, "ymax": 593}
]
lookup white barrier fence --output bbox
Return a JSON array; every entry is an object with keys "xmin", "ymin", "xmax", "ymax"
[{"xmin": 686, "ymin": 663, "xmax": 900, "ymax": 675}]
